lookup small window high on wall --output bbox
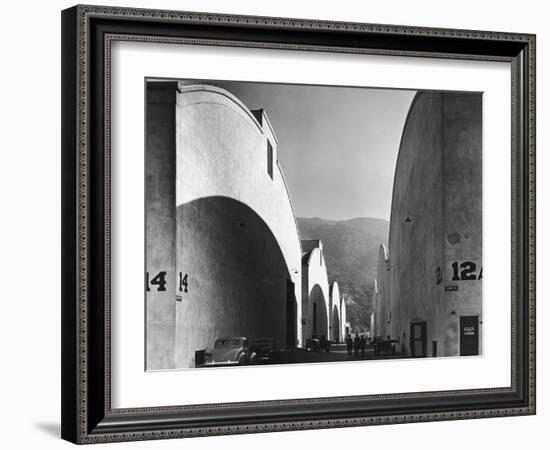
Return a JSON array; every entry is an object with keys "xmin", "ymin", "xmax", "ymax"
[{"xmin": 267, "ymin": 140, "xmax": 273, "ymax": 179}]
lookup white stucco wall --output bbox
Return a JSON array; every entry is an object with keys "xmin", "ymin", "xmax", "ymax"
[
  {"xmin": 374, "ymin": 244, "xmax": 390, "ymax": 339},
  {"xmin": 301, "ymin": 241, "xmax": 331, "ymax": 342},
  {"xmin": 340, "ymin": 297, "xmax": 348, "ymax": 339},
  {"xmin": 175, "ymin": 84, "xmax": 302, "ymax": 282},
  {"xmin": 146, "ymin": 83, "xmax": 304, "ymax": 369},
  {"xmin": 329, "ymin": 282, "xmax": 341, "ymax": 341},
  {"xmin": 387, "ymin": 92, "xmax": 482, "ymax": 357}
]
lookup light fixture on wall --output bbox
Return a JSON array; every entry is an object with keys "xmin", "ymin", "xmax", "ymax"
[{"xmin": 405, "ymin": 212, "xmax": 420, "ymax": 223}]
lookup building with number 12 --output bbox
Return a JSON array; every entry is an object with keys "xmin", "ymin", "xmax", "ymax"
[{"xmin": 374, "ymin": 91, "xmax": 482, "ymax": 358}]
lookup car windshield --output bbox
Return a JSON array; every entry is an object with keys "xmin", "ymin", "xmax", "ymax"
[{"xmin": 215, "ymin": 339, "xmax": 242, "ymax": 347}]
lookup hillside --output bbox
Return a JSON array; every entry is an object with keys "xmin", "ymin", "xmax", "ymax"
[{"xmin": 297, "ymin": 217, "xmax": 389, "ymax": 332}]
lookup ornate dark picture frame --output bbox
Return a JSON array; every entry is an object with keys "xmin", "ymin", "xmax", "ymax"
[{"xmin": 61, "ymin": 4, "xmax": 536, "ymax": 444}]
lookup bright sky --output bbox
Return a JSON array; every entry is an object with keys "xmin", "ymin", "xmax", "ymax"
[{"xmin": 181, "ymin": 79, "xmax": 415, "ymax": 221}]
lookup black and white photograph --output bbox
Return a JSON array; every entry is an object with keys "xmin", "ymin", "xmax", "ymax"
[
  {"xmin": 145, "ymin": 79, "xmax": 482, "ymax": 371},
  {"xmin": 54, "ymin": 1, "xmax": 536, "ymax": 446},
  {"xmin": 0, "ymin": 0, "xmax": 544, "ymax": 446}
]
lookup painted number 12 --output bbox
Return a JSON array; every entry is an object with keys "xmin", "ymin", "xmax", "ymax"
[{"xmin": 451, "ymin": 261, "xmax": 482, "ymax": 281}]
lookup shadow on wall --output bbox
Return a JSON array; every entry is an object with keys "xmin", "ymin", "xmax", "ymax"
[
  {"xmin": 332, "ymin": 306, "xmax": 340, "ymax": 342},
  {"xmin": 173, "ymin": 195, "xmax": 297, "ymax": 368}
]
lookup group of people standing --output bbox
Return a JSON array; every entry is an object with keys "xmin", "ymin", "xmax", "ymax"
[{"xmin": 345, "ymin": 333, "xmax": 367, "ymax": 358}]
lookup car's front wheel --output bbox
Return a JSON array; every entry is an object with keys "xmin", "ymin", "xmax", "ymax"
[{"xmin": 237, "ymin": 353, "xmax": 248, "ymax": 365}]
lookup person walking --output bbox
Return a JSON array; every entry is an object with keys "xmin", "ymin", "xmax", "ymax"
[
  {"xmin": 345, "ymin": 334, "xmax": 353, "ymax": 358},
  {"xmin": 360, "ymin": 335, "xmax": 366, "ymax": 358},
  {"xmin": 353, "ymin": 334, "xmax": 360, "ymax": 358}
]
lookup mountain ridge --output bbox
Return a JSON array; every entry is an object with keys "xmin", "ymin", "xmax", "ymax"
[{"xmin": 297, "ymin": 216, "xmax": 389, "ymax": 332}]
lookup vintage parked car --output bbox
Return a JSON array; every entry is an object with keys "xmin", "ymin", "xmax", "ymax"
[
  {"xmin": 202, "ymin": 337, "xmax": 250, "ymax": 366},
  {"xmin": 305, "ymin": 334, "xmax": 331, "ymax": 352},
  {"xmin": 249, "ymin": 338, "xmax": 281, "ymax": 364},
  {"xmin": 372, "ymin": 337, "xmax": 398, "ymax": 355}
]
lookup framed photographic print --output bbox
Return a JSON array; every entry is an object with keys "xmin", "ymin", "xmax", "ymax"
[{"xmin": 61, "ymin": 4, "xmax": 536, "ymax": 444}]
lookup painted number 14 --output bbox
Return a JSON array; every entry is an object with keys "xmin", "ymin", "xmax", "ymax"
[{"xmin": 145, "ymin": 271, "xmax": 189, "ymax": 293}]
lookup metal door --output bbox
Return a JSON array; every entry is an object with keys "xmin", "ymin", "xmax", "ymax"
[
  {"xmin": 410, "ymin": 321, "xmax": 427, "ymax": 357},
  {"xmin": 460, "ymin": 316, "xmax": 479, "ymax": 356}
]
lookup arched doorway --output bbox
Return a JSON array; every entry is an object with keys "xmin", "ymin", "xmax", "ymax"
[
  {"xmin": 174, "ymin": 195, "xmax": 292, "ymax": 367},
  {"xmin": 310, "ymin": 284, "xmax": 327, "ymax": 338},
  {"xmin": 332, "ymin": 307, "xmax": 340, "ymax": 342}
]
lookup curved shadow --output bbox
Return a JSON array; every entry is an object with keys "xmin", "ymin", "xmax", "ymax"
[
  {"xmin": 173, "ymin": 195, "xmax": 295, "ymax": 368},
  {"xmin": 332, "ymin": 306, "xmax": 340, "ymax": 342}
]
